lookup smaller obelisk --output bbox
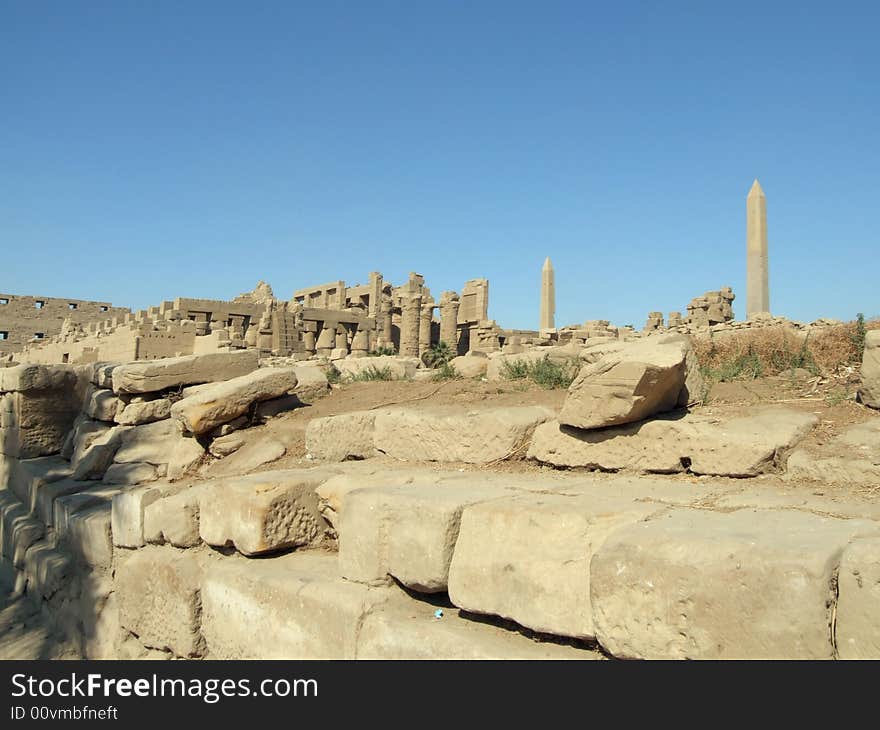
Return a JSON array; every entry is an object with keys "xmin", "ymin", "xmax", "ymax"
[
  {"xmin": 540, "ymin": 256, "xmax": 555, "ymax": 330},
  {"xmin": 746, "ymin": 179, "xmax": 769, "ymax": 318}
]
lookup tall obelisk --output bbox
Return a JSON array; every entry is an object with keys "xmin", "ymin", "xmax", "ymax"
[
  {"xmin": 746, "ymin": 179, "xmax": 769, "ymax": 318},
  {"xmin": 540, "ymin": 256, "xmax": 555, "ymax": 330}
]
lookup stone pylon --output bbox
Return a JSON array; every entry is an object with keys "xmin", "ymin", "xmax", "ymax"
[
  {"xmin": 746, "ymin": 179, "xmax": 769, "ymax": 318},
  {"xmin": 540, "ymin": 257, "xmax": 555, "ymax": 330}
]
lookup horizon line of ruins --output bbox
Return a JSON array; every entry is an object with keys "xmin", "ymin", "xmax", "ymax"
[{"xmin": 1, "ymin": 180, "xmax": 774, "ymax": 365}]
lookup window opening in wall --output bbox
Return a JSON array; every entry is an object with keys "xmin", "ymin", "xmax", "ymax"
[
  {"xmin": 35, "ymin": 300, "xmax": 44, "ymax": 309},
  {"xmin": 68, "ymin": 303, "xmax": 78, "ymax": 310},
  {"xmin": 0, "ymin": 331, "xmax": 8, "ymax": 340},
  {"xmin": 34, "ymin": 332, "xmax": 45, "ymax": 339},
  {"xmin": 0, "ymin": 298, "xmax": 8, "ymax": 305},
  {"xmin": 100, "ymin": 305, "xmax": 108, "ymax": 312}
]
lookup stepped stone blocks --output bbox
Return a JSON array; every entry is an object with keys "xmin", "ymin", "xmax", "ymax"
[
  {"xmin": 112, "ymin": 482, "xmax": 180, "ymax": 549},
  {"xmin": 448, "ymin": 492, "xmax": 661, "ymax": 640},
  {"xmin": 201, "ymin": 552, "xmax": 387, "ymax": 659},
  {"xmin": 170, "ymin": 367, "xmax": 298, "ymax": 435},
  {"xmin": 836, "ymin": 537, "xmax": 880, "ymax": 659},
  {"xmin": 115, "ymin": 398, "xmax": 171, "ymax": 426},
  {"xmin": 528, "ymin": 408, "xmax": 817, "ymax": 476},
  {"xmin": 338, "ymin": 480, "xmax": 511, "ymax": 592},
  {"xmin": 372, "ymin": 405, "xmax": 553, "ymax": 464},
  {"xmin": 144, "ymin": 485, "xmax": 204, "ymax": 548},
  {"xmin": 112, "ymin": 350, "xmax": 259, "ymax": 394},
  {"xmin": 64, "ymin": 503, "xmax": 113, "ymax": 570},
  {"xmin": 0, "ymin": 491, "xmax": 45, "ymax": 568},
  {"xmin": 590, "ymin": 509, "xmax": 880, "ymax": 659},
  {"xmin": 198, "ymin": 468, "xmax": 340, "ymax": 556},
  {"xmin": 116, "ymin": 546, "xmax": 208, "ymax": 657}
]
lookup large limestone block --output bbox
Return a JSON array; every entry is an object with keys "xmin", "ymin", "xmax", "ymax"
[
  {"xmin": 64, "ymin": 503, "xmax": 113, "ymax": 569},
  {"xmin": 1, "ymin": 388, "xmax": 81, "ymax": 458},
  {"xmin": 53, "ymin": 485, "xmax": 120, "ymax": 537},
  {"xmin": 9, "ymin": 455, "xmax": 72, "ymax": 510},
  {"xmin": 67, "ymin": 418, "xmax": 111, "ymax": 465},
  {"xmin": 373, "ymin": 405, "xmax": 554, "ymax": 464},
  {"xmin": 560, "ymin": 339, "xmax": 689, "ymax": 430},
  {"xmin": 858, "ymin": 331, "xmax": 880, "ymax": 409},
  {"xmin": 71, "ymin": 426, "xmax": 129, "ymax": 481},
  {"xmin": 0, "ymin": 364, "xmax": 77, "ymax": 393},
  {"xmin": 198, "ymin": 468, "xmax": 337, "ymax": 555},
  {"xmin": 116, "ymin": 546, "xmax": 207, "ymax": 657},
  {"xmin": 528, "ymin": 408, "xmax": 816, "ymax": 477},
  {"xmin": 0, "ymin": 492, "xmax": 45, "ymax": 569},
  {"xmin": 204, "ymin": 437, "xmax": 285, "ymax": 477},
  {"xmin": 449, "ymin": 356, "xmax": 488, "ymax": 378},
  {"xmin": 144, "ymin": 485, "xmax": 203, "ymax": 548},
  {"xmin": 85, "ymin": 388, "xmax": 119, "ymax": 422},
  {"xmin": 339, "ymin": 481, "xmax": 511, "ymax": 592},
  {"xmin": 334, "ymin": 355, "xmax": 419, "ymax": 381},
  {"xmin": 114, "ymin": 398, "xmax": 171, "ymax": 426},
  {"xmin": 357, "ymin": 591, "xmax": 600, "ymax": 660},
  {"xmin": 836, "ymin": 537, "xmax": 880, "ymax": 659},
  {"xmin": 447, "ymin": 492, "xmax": 660, "ymax": 639},
  {"xmin": 201, "ymin": 551, "xmax": 386, "ymax": 659},
  {"xmin": 291, "ymin": 366, "xmax": 330, "ymax": 402},
  {"xmin": 590, "ymin": 509, "xmax": 880, "ymax": 659},
  {"xmin": 786, "ymin": 419, "xmax": 880, "ymax": 485},
  {"xmin": 34, "ymin": 479, "xmax": 94, "ymax": 527},
  {"xmin": 171, "ymin": 368, "xmax": 298, "ymax": 435},
  {"xmin": 112, "ymin": 419, "xmax": 177, "ymax": 465},
  {"xmin": 305, "ymin": 411, "xmax": 377, "ymax": 461},
  {"xmin": 112, "ymin": 350, "xmax": 260, "ymax": 394}
]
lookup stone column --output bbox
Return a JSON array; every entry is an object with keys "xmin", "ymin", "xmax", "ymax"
[
  {"xmin": 419, "ymin": 303, "xmax": 434, "ymax": 357},
  {"xmin": 316, "ymin": 325, "xmax": 335, "ymax": 357},
  {"xmin": 379, "ymin": 299, "xmax": 393, "ymax": 349},
  {"xmin": 439, "ymin": 292, "xmax": 460, "ymax": 350},
  {"xmin": 540, "ymin": 257, "xmax": 555, "ymax": 330},
  {"xmin": 746, "ymin": 179, "xmax": 769, "ymax": 318},
  {"xmin": 399, "ymin": 295, "xmax": 421, "ymax": 357}
]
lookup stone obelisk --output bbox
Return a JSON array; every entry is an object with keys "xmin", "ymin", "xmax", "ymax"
[
  {"xmin": 540, "ymin": 257, "xmax": 555, "ymax": 330},
  {"xmin": 746, "ymin": 179, "xmax": 769, "ymax": 318}
]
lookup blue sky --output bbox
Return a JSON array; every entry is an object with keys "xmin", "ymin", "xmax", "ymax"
[{"xmin": 2, "ymin": 1, "xmax": 878, "ymax": 329}]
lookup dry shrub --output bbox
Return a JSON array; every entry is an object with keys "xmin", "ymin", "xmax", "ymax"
[{"xmin": 693, "ymin": 318, "xmax": 880, "ymax": 381}]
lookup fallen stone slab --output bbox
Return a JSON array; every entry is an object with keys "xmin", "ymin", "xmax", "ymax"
[
  {"xmin": 116, "ymin": 546, "xmax": 207, "ymax": 657},
  {"xmin": 305, "ymin": 411, "xmax": 377, "ymax": 461},
  {"xmin": 114, "ymin": 397, "xmax": 171, "ymax": 426},
  {"xmin": 112, "ymin": 420, "xmax": 177, "ymax": 465},
  {"xmin": 560, "ymin": 338, "xmax": 691, "ymax": 430},
  {"xmin": 447, "ymin": 491, "xmax": 660, "ymax": 640},
  {"xmin": 143, "ymin": 484, "xmax": 204, "ymax": 548},
  {"xmin": 334, "ymin": 356, "xmax": 419, "ymax": 382},
  {"xmin": 858, "ymin": 331, "xmax": 880, "ymax": 409},
  {"xmin": 528, "ymin": 408, "xmax": 817, "ymax": 477},
  {"xmin": 166, "ymin": 436, "xmax": 205, "ymax": 479},
  {"xmin": 204, "ymin": 437, "xmax": 285, "ymax": 478},
  {"xmin": 291, "ymin": 366, "xmax": 330, "ymax": 402},
  {"xmin": 0, "ymin": 364, "xmax": 78, "ymax": 393},
  {"xmin": 357, "ymin": 591, "xmax": 601, "ymax": 660},
  {"xmin": 339, "ymin": 480, "xmax": 512, "ymax": 592},
  {"xmin": 84, "ymin": 388, "xmax": 119, "ymax": 422},
  {"xmin": 786, "ymin": 419, "xmax": 880, "ymax": 485},
  {"xmin": 201, "ymin": 551, "xmax": 387, "ymax": 659},
  {"xmin": 112, "ymin": 350, "xmax": 259, "ymax": 395},
  {"xmin": 171, "ymin": 368, "xmax": 298, "ymax": 435},
  {"xmin": 448, "ymin": 355, "xmax": 488, "ymax": 379},
  {"xmin": 103, "ymin": 462, "xmax": 162, "ymax": 485},
  {"xmin": 208, "ymin": 432, "xmax": 246, "ymax": 458},
  {"xmin": 67, "ymin": 418, "xmax": 112, "ymax": 465},
  {"xmin": 71, "ymin": 426, "xmax": 130, "ymax": 481},
  {"xmin": 836, "ymin": 537, "xmax": 880, "ymax": 659},
  {"xmin": 590, "ymin": 508, "xmax": 880, "ymax": 659},
  {"xmin": 198, "ymin": 468, "xmax": 338, "ymax": 555},
  {"xmin": 373, "ymin": 405, "xmax": 554, "ymax": 464}
]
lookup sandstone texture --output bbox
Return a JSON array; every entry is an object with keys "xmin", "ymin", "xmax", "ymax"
[{"xmin": 112, "ymin": 351, "xmax": 259, "ymax": 394}]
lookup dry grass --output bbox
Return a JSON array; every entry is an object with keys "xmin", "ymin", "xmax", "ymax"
[{"xmin": 693, "ymin": 318, "xmax": 880, "ymax": 381}]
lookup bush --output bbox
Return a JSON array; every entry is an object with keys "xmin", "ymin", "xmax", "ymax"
[
  {"xmin": 423, "ymin": 341, "xmax": 455, "ymax": 368},
  {"xmin": 369, "ymin": 346, "xmax": 396, "ymax": 357},
  {"xmin": 351, "ymin": 365, "xmax": 395, "ymax": 382},
  {"xmin": 326, "ymin": 366, "xmax": 341, "ymax": 385},
  {"xmin": 501, "ymin": 355, "xmax": 578, "ymax": 389},
  {"xmin": 431, "ymin": 362, "xmax": 461, "ymax": 382}
]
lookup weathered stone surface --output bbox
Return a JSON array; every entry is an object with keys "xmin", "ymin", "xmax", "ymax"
[
  {"xmin": 0, "ymin": 492, "xmax": 45, "ymax": 568},
  {"xmin": 114, "ymin": 398, "xmax": 171, "ymax": 426},
  {"xmin": 199, "ymin": 468, "xmax": 337, "ymax": 555},
  {"xmin": 103, "ymin": 462, "xmax": 161, "ymax": 485},
  {"xmin": 113, "ymin": 420, "xmax": 176, "ymax": 465},
  {"xmin": 334, "ymin": 355, "xmax": 419, "ymax": 382},
  {"xmin": 88, "ymin": 362, "xmax": 119, "ymax": 390},
  {"xmin": 53, "ymin": 485, "xmax": 120, "ymax": 536},
  {"xmin": 23, "ymin": 540, "xmax": 72, "ymax": 599},
  {"xmin": 71, "ymin": 427, "xmax": 129, "ymax": 481},
  {"xmin": 786, "ymin": 419, "xmax": 880, "ymax": 485},
  {"xmin": 837, "ymin": 537, "xmax": 880, "ymax": 659},
  {"xmin": 448, "ymin": 356, "xmax": 488, "ymax": 378},
  {"xmin": 528, "ymin": 408, "xmax": 816, "ymax": 477},
  {"xmin": 448, "ymin": 492, "xmax": 660, "ymax": 639},
  {"xmin": 116, "ymin": 546, "xmax": 206, "ymax": 657},
  {"xmin": 171, "ymin": 368, "xmax": 298, "ymax": 435},
  {"xmin": 357, "ymin": 591, "xmax": 600, "ymax": 660},
  {"xmin": 166, "ymin": 436, "xmax": 205, "ymax": 479},
  {"xmin": 560, "ymin": 338, "xmax": 689, "ymax": 430},
  {"xmin": 8, "ymin": 455, "xmax": 72, "ymax": 510},
  {"xmin": 85, "ymin": 388, "xmax": 119, "ymax": 422},
  {"xmin": 291, "ymin": 366, "xmax": 330, "ymax": 402},
  {"xmin": 204, "ymin": 437, "xmax": 285, "ymax": 477},
  {"xmin": 112, "ymin": 350, "xmax": 260, "ymax": 395},
  {"xmin": 0, "ymin": 364, "xmax": 77, "ymax": 393},
  {"xmin": 253, "ymin": 394, "xmax": 303, "ymax": 421},
  {"xmin": 111, "ymin": 483, "xmax": 178, "ymax": 548},
  {"xmin": 144, "ymin": 486, "xmax": 203, "ymax": 548},
  {"xmin": 373, "ymin": 405, "xmax": 553, "ymax": 464},
  {"xmin": 208, "ymin": 432, "xmax": 246, "ymax": 458},
  {"xmin": 33, "ymin": 479, "xmax": 93, "ymax": 527},
  {"xmin": 201, "ymin": 552, "xmax": 385, "ymax": 659},
  {"xmin": 68, "ymin": 419, "xmax": 111, "ymax": 466},
  {"xmin": 859, "ymin": 331, "xmax": 880, "ymax": 408},
  {"xmin": 61, "ymin": 502, "xmax": 114, "ymax": 569},
  {"xmin": 306, "ymin": 411, "xmax": 378, "ymax": 462},
  {"xmin": 1, "ymin": 387, "xmax": 81, "ymax": 458},
  {"xmin": 591, "ymin": 508, "xmax": 880, "ymax": 659},
  {"xmin": 339, "ymin": 480, "xmax": 511, "ymax": 591}
]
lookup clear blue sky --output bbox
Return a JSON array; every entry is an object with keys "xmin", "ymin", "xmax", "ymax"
[{"xmin": 2, "ymin": 1, "xmax": 878, "ymax": 329}]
